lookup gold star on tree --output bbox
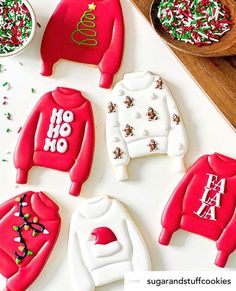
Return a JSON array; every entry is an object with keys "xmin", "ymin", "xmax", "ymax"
[{"xmin": 88, "ymin": 3, "xmax": 96, "ymax": 11}]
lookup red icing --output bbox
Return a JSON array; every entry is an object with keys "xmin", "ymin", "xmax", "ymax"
[
  {"xmin": 40, "ymin": 0, "xmax": 124, "ymax": 89},
  {"xmin": 0, "ymin": 191, "xmax": 61, "ymax": 291},
  {"xmin": 159, "ymin": 153, "xmax": 236, "ymax": 268},
  {"xmin": 92, "ymin": 227, "xmax": 117, "ymax": 245},
  {"xmin": 14, "ymin": 87, "xmax": 95, "ymax": 196}
]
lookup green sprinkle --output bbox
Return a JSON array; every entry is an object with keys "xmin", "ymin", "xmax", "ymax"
[
  {"xmin": 27, "ymin": 250, "xmax": 33, "ymax": 256},
  {"xmin": 13, "ymin": 226, "xmax": 19, "ymax": 231},
  {"xmin": 31, "ymin": 88, "xmax": 36, "ymax": 93},
  {"xmin": 16, "ymin": 258, "xmax": 21, "ymax": 265},
  {"xmin": 24, "ymin": 213, "xmax": 30, "ymax": 219},
  {"xmin": 32, "ymin": 230, "xmax": 38, "ymax": 237}
]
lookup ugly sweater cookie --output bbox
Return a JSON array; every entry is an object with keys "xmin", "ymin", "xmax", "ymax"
[
  {"xmin": 68, "ymin": 196, "xmax": 151, "ymax": 291},
  {"xmin": 14, "ymin": 87, "xmax": 95, "ymax": 196},
  {"xmin": 159, "ymin": 153, "xmax": 236, "ymax": 268},
  {"xmin": 106, "ymin": 71, "xmax": 188, "ymax": 181},
  {"xmin": 41, "ymin": 0, "xmax": 124, "ymax": 89},
  {"xmin": 0, "ymin": 191, "xmax": 61, "ymax": 291}
]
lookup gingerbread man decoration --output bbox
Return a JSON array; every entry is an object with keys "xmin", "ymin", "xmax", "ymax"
[
  {"xmin": 172, "ymin": 114, "xmax": 181, "ymax": 125},
  {"xmin": 147, "ymin": 139, "xmax": 158, "ymax": 152},
  {"xmin": 155, "ymin": 78, "xmax": 163, "ymax": 90},
  {"xmin": 123, "ymin": 96, "xmax": 134, "ymax": 108},
  {"xmin": 123, "ymin": 124, "xmax": 134, "ymax": 137},
  {"xmin": 113, "ymin": 147, "xmax": 123, "ymax": 159},
  {"xmin": 146, "ymin": 107, "xmax": 158, "ymax": 121},
  {"xmin": 108, "ymin": 102, "xmax": 117, "ymax": 113}
]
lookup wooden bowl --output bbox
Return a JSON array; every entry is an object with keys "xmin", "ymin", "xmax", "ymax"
[{"xmin": 150, "ymin": 0, "xmax": 236, "ymax": 57}]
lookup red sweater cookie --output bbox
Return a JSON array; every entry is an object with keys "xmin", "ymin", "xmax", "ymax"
[
  {"xmin": 159, "ymin": 153, "xmax": 236, "ymax": 268},
  {"xmin": 14, "ymin": 87, "xmax": 95, "ymax": 196},
  {"xmin": 0, "ymin": 191, "xmax": 61, "ymax": 291},
  {"xmin": 41, "ymin": 0, "xmax": 124, "ymax": 89}
]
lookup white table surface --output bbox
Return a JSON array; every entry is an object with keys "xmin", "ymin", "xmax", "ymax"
[{"xmin": 0, "ymin": 0, "xmax": 236, "ymax": 290}]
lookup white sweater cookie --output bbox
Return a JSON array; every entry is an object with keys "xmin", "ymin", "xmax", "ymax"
[
  {"xmin": 68, "ymin": 196, "xmax": 151, "ymax": 291},
  {"xmin": 106, "ymin": 71, "xmax": 188, "ymax": 180}
]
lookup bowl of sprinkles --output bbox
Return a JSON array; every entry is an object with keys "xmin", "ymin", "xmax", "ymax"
[
  {"xmin": 151, "ymin": 0, "xmax": 236, "ymax": 57},
  {"xmin": 0, "ymin": 0, "xmax": 36, "ymax": 57}
]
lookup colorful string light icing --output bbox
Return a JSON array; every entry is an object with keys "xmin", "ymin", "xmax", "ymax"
[
  {"xmin": 158, "ymin": 0, "xmax": 233, "ymax": 46},
  {"xmin": 0, "ymin": 0, "xmax": 32, "ymax": 54}
]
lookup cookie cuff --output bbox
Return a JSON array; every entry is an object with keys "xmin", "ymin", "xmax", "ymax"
[
  {"xmin": 115, "ymin": 165, "xmax": 128, "ymax": 181},
  {"xmin": 16, "ymin": 168, "xmax": 29, "ymax": 184},
  {"xmin": 173, "ymin": 156, "xmax": 186, "ymax": 173},
  {"xmin": 100, "ymin": 73, "xmax": 113, "ymax": 89},
  {"xmin": 215, "ymin": 250, "xmax": 229, "ymax": 268},
  {"xmin": 159, "ymin": 228, "xmax": 173, "ymax": 245},
  {"xmin": 70, "ymin": 182, "xmax": 82, "ymax": 197}
]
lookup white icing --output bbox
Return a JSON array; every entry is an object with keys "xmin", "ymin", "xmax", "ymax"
[
  {"xmin": 113, "ymin": 137, "xmax": 119, "ymax": 142},
  {"xmin": 132, "ymin": 112, "xmax": 140, "ymax": 119},
  {"xmin": 44, "ymin": 108, "xmax": 74, "ymax": 153},
  {"xmin": 47, "ymin": 124, "xmax": 60, "ymax": 138},
  {"xmin": 194, "ymin": 174, "xmax": 226, "ymax": 221},
  {"xmin": 44, "ymin": 138, "xmax": 57, "ymax": 152},
  {"xmin": 59, "ymin": 123, "xmax": 72, "ymax": 137},
  {"xmin": 117, "ymin": 89, "xmax": 124, "ymax": 96},
  {"xmin": 68, "ymin": 196, "xmax": 151, "ymax": 291},
  {"xmin": 56, "ymin": 138, "xmax": 68, "ymax": 153}
]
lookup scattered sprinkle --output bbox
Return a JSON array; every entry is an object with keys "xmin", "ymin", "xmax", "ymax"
[
  {"xmin": 18, "ymin": 61, "xmax": 24, "ymax": 66},
  {"xmin": 17, "ymin": 127, "xmax": 22, "ymax": 133},
  {"xmin": 6, "ymin": 128, "xmax": 11, "ymax": 133},
  {"xmin": 2, "ymin": 159, "xmax": 8, "ymax": 162},
  {"xmin": 4, "ymin": 112, "xmax": 12, "ymax": 120},
  {"xmin": 31, "ymin": 88, "xmax": 36, "ymax": 93},
  {"xmin": 37, "ymin": 22, "xmax": 42, "ymax": 28},
  {"xmin": 2, "ymin": 82, "xmax": 11, "ymax": 90},
  {"xmin": 0, "ymin": 64, "xmax": 6, "ymax": 73}
]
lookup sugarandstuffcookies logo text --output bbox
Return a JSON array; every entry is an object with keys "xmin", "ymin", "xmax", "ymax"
[
  {"xmin": 194, "ymin": 174, "xmax": 226, "ymax": 221},
  {"xmin": 44, "ymin": 108, "xmax": 74, "ymax": 153}
]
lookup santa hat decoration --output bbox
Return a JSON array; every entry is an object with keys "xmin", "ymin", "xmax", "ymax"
[{"xmin": 89, "ymin": 227, "xmax": 122, "ymax": 258}]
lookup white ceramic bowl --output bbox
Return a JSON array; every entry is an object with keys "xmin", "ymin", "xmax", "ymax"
[{"xmin": 0, "ymin": 0, "xmax": 36, "ymax": 58}]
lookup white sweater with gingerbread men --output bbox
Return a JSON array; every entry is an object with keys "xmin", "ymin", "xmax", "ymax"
[{"xmin": 106, "ymin": 71, "xmax": 188, "ymax": 181}]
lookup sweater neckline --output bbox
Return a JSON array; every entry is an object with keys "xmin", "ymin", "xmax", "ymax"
[
  {"xmin": 52, "ymin": 87, "xmax": 85, "ymax": 108},
  {"xmin": 208, "ymin": 153, "xmax": 236, "ymax": 177},
  {"xmin": 79, "ymin": 196, "xmax": 112, "ymax": 219},
  {"xmin": 121, "ymin": 71, "xmax": 155, "ymax": 91}
]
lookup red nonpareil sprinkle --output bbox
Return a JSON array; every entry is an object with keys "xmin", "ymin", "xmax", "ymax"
[
  {"xmin": 37, "ymin": 22, "xmax": 41, "ymax": 28},
  {"xmin": 17, "ymin": 127, "xmax": 22, "ymax": 133},
  {"xmin": 158, "ymin": 0, "xmax": 233, "ymax": 46}
]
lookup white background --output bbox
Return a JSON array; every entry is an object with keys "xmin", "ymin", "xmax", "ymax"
[{"xmin": 0, "ymin": 0, "xmax": 236, "ymax": 290}]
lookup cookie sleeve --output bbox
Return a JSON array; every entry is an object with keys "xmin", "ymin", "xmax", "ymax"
[
  {"xmin": 164, "ymin": 84, "xmax": 188, "ymax": 172},
  {"xmin": 98, "ymin": 0, "xmax": 124, "ymax": 88},
  {"xmin": 215, "ymin": 208, "xmax": 236, "ymax": 268},
  {"xmin": 106, "ymin": 97, "xmax": 130, "ymax": 181},
  {"xmin": 115, "ymin": 200, "xmax": 151, "ymax": 270},
  {"xmin": 68, "ymin": 219, "xmax": 95, "ymax": 291},
  {"xmin": 14, "ymin": 98, "xmax": 43, "ymax": 184},
  {"xmin": 40, "ymin": 1, "xmax": 67, "ymax": 76},
  {"xmin": 159, "ymin": 156, "xmax": 207, "ymax": 245},
  {"xmin": 69, "ymin": 101, "xmax": 95, "ymax": 196}
]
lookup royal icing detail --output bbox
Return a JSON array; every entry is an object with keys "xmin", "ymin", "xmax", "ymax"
[
  {"xmin": 123, "ymin": 96, "xmax": 134, "ymax": 108},
  {"xmin": 108, "ymin": 102, "xmax": 117, "ymax": 113},
  {"xmin": 172, "ymin": 114, "xmax": 181, "ymax": 125},
  {"xmin": 155, "ymin": 78, "xmax": 163, "ymax": 89},
  {"xmin": 194, "ymin": 174, "xmax": 226, "ymax": 221},
  {"xmin": 44, "ymin": 108, "xmax": 74, "ymax": 154},
  {"xmin": 113, "ymin": 147, "xmax": 123, "ymax": 159},
  {"xmin": 146, "ymin": 107, "xmax": 158, "ymax": 121},
  {"xmin": 147, "ymin": 139, "xmax": 158, "ymax": 152},
  {"xmin": 13, "ymin": 194, "xmax": 49, "ymax": 265},
  {"xmin": 123, "ymin": 124, "xmax": 134, "ymax": 137},
  {"xmin": 71, "ymin": 3, "xmax": 98, "ymax": 47}
]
